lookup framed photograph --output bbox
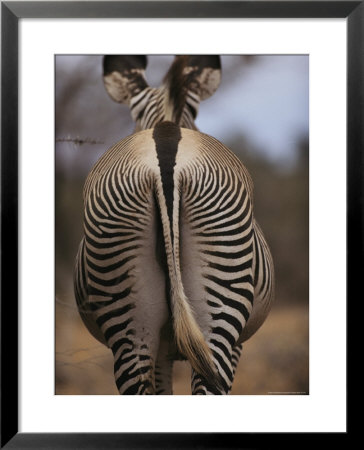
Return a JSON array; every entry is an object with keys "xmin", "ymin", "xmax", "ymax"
[{"xmin": 2, "ymin": 1, "xmax": 357, "ymax": 447}]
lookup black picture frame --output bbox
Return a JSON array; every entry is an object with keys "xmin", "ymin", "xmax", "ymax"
[{"xmin": 1, "ymin": 1, "xmax": 358, "ymax": 447}]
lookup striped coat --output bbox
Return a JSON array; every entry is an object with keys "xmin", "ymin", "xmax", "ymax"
[{"xmin": 74, "ymin": 56, "xmax": 274, "ymax": 394}]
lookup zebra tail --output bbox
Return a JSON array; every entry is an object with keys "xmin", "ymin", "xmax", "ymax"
[{"xmin": 154, "ymin": 174, "xmax": 221, "ymax": 388}]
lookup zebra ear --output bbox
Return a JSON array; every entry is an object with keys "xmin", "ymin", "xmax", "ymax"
[
  {"xmin": 184, "ymin": 56, "xmax": 221, "ymax": 100},
  {"xmin": 103, "ymin": 55, "xmax": 148, "ymax": 105}
]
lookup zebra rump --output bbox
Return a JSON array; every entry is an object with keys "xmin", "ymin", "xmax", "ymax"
[{"xmin": 74, "ymin": 55, "xmax": 274, "ymax": 394}]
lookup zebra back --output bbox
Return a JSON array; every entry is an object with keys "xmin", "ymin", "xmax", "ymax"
[{"xmin": 74, "ymin": 56, "xmax": 274, "ymax": 394}]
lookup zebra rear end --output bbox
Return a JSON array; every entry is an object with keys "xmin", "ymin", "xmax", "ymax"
[
  {"xmin": 177, "ymin": 128, "xmax": 273, "ymax": 393},
  {"xmin": 75, "ymin": 130, "xmax": 173, "ymax": 394},
  {"xmin": 74, "ymin": 55, "xmax": 275, "ymax": 394}
]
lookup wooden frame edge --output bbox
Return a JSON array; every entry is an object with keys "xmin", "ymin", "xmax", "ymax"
[{"xmin": 1, "ymin": 1, "xmax": 357, "ymax": 447}]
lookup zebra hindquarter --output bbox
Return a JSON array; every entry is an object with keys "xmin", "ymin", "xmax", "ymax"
[
  {"xmin": 179, "ymin": 158, "xmax": 255, "ymax": 394},
  {"xmin": 81, "ymin": 166, "xmax": 170, "ymax": 394}
]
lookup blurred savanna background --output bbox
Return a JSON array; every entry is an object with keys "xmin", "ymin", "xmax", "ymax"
[{"xmin": 56, "ymin": 55, "xmax": 309, "ymax": 395}]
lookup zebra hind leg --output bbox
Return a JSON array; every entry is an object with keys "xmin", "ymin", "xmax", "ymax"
[
  {"xmin": 191, "ymin": 369, "xmax": 231, "ymax": 395},
  {"xmin": 107, "ymin": 302, "xmax": 169, "ymax": 394},
  {"xmin": 155, "ymin": 338, "xmax": 174, "ymax": 395},
  {"xmin": 190, "ymin": 343, "xmax": 243, "ymax": 395},
  {"xmin": 190, "ymin": 354, "xmax": 234, "ymax": 395},
  {"xmin": 112, "ymin": 341, "xmax": 174, "ymax": 395},
  {"xmin": 110, "ymin": 336, "xmax": 156, "ymax": 395}
]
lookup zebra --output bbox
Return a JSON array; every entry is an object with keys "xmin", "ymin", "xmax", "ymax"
[{"xmin": 74, "ymin": 55, "xmax": 274, "ymax": 395}]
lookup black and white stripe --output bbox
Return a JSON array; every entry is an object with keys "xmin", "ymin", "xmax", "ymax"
[
  {"xmin": 74, "ymin": 55, "xmax": 274, "ymax": 394},
  {"xmin": 128, "ymin": 86, "xmax": 198, "ymax": 131}
]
